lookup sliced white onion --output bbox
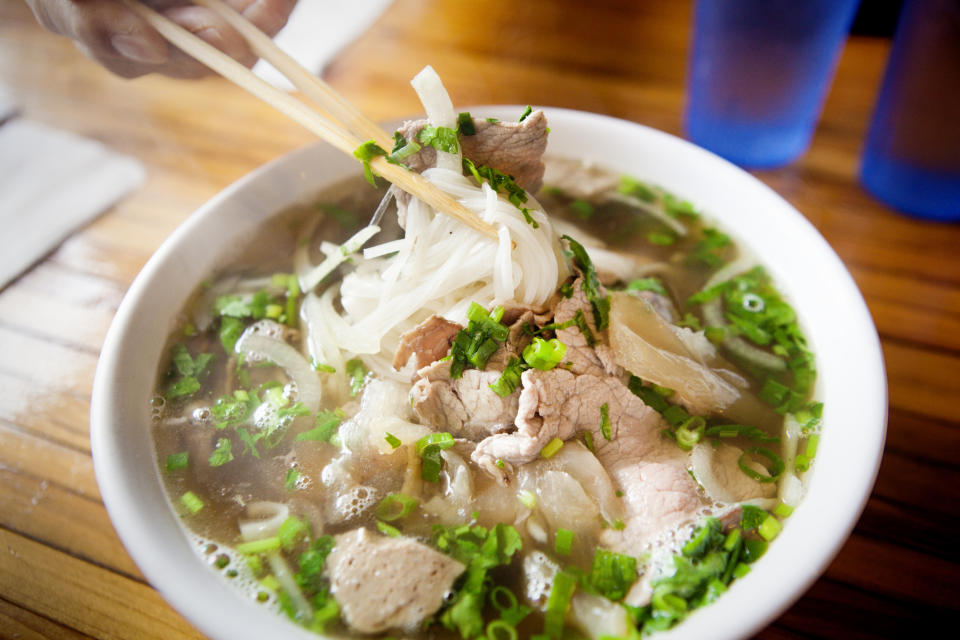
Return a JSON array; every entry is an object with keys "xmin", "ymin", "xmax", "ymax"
[
  {"xmin": 691, "ymin": 442, "xmax": 736, "ymax": 504},
  {"xmin": 238, "ymin": 501, "xmax": 289, "ymax": 541},
  {"xmin": 299, "ymin": 224, "xmax": 381, "ymax": 292},
  {"xmin": 235, "ymin": 332, "xmax": 322, "ymax": 412},
  {"xmin": 410, "ymin": 65, "xmax": 460, "ymax": 172}
]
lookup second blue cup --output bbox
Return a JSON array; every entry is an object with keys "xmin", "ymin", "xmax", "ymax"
[{"xmin": 685, "ymin": 0, "xmax": 860, "ymax": 169}]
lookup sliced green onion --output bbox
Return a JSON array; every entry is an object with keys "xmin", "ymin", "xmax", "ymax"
[
  {"xmin": 277, "ymin": 516, "xmax": 310, "ymax": 551},
  {"xmin": 180, "ymin": 490, "xmax": 204, "ymax": 515},
  {"xmin": 420, "ymin": 444, "xmax": 444, "ymax": 483},
  {"xmin": 675, "ymin": 415, "xmax": 706, "ymax": 450},
  {"xmin": 758, "ymin": 515, "xmax": 782, "ymax": 541},
  {"xmin": 376, "ymin": 520, "xmax": 402, "ymax": 537},
  {"xmin": 384, "ymin": 432, "xmax": 402, "ymax": 449},
  {"xmin": 627, "ymin": 277, "xmax": 667, "ymax": 295},
  {"xmin": 236, "ymin": 536, "xmax": 281, "ymax": 555},
  {"xmin": 518, "ymin": 105, "xmax": 533, "ymax": 122},
  {"xmin": 583, "ymin": 430, "xmax": 595, "ymax": 453},
  {"xmin": 544, "ymin": 569, "xmax": 578, "ymax": 637},
  {"xmin": 377, "ymin": 493, "xmax": 419, "ymax": 522},
  {"xmin": 489, "ymin": 357, "xmax": 527, "ymax": 397},
  {"xmin": 208, "ymin": 437, "xmax": 234, "ymax": 467},
  {"xmin": 522, "ymin": 337, "xmax": 567, "ymax": 371},
  {"xmin": 416, "ymin": 432, "xmax": 456, "ymax": 455},
  {"xmin": 540, "ymin": 437, "xmax": 564, "ymax": 459},
  {"xmin": 165, "ymin": 451, "xmax": 189, "ymax": 471},
  {"xmin": 742, "ymin": 538, "xmax": 768, "ymax": 563},
  {"xmin": 732, "ymin": 562, "xmax": 751, "ymax": 579},
  {"xmin": 738, "ymin": 447, "xmax": 785, "ymax": 483},
  {"xmin": 600, "ymin": 403, "xmax": 612, "ymax": 440},
  {"xmin": 554, "ymin": 529, "xmax": 574, "ymax": 556},
  {"xmin": 518, "ymin": 490, "xmax": 537, "ymax": 510},
  {"xmin": 774, "ymin": 503, "xmax": 794, "ymax": 518},
  {"xmin": 487, "ymin": 619, "xmax": 518, "ymax": 640}
]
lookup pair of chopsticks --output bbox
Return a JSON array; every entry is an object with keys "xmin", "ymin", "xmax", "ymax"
[{"xmin": 121, "ymin": 0, "xmax": 498, "ymax": 239}]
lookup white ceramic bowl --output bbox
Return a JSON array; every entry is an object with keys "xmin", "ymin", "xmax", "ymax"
[{"xmin": 91, "ymin": 107, "xmax": 887, "ymax": 640}]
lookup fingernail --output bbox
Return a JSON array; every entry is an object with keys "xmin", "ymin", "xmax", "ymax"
[{"xmin": 110, "ymin": 34, "xmax": 167, "ymax": 64}]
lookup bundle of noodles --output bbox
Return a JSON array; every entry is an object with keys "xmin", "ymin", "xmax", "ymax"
[{"xmin": 298, "ymin": 67, "xmax": 566, "ymax": 385}]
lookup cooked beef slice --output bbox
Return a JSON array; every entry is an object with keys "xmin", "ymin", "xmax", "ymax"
[
  {"xmin": 396, "ymin": 110, "xmax": 548, "ymax": 192},
  {"xmin": 393, "ymin": 314, "xmax": 462, "ymax": 370}
]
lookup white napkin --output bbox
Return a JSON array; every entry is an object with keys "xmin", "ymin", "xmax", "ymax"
[
  {"xmin": 0, "ymin": 119, "xmax": 146, "ymax": 289},
  {"xmin": 253, "ymin": 0, "xmax": 393, "ymax": 90}
]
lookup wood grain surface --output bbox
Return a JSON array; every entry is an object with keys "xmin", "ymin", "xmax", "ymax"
[{"xmin": 1, "ymin": 0, "xmax": 956, "ymax": 638}]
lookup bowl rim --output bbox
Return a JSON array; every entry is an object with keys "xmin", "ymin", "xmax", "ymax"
[{"xmin": 91, "ymin": 105, "xmax": 887, "ymax": 640}]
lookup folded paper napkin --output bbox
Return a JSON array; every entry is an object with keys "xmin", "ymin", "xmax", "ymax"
[
  {"xmin": 0, "ymin": 118, "xmax": 145, "ymax": 289},
  {"xmin": 253, "ymin": 0, "xmax": 393, "ymax": 90}
]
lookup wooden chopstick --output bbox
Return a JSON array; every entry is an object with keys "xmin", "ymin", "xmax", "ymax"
[{"xmin": 120, "ymin": 0, "xmax": 499, "ymax": 240}]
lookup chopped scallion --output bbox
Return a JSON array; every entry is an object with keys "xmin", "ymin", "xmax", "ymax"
[
  {"xmin": 377, "ymin": 493, "xmax": 419, "ymax": 522},
  {"xmin": 540, "ymin": 437, "xmax": 564, "ymax": 459},
  {"xmin": 554, "ymin": 529, "xmax": 574, "ymax": 556},
  {"xmin": 180, "ymin": 490, "xmax": 204, "ymax": 515}
]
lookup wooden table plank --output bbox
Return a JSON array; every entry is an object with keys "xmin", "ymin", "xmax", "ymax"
[
  {"xmin": 2, "ymin": 0, "xmax": 958, "ymax": 638},
  {"xmin": 0, "ymin": 528, "xmax": 202, "ymax": 640}
]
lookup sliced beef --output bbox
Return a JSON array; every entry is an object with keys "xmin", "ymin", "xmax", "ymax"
[
  {"xmin": 411, "ymin": 361, "xmax": 519, "ymax": 441},
  {"xmin": 396, "ymin": 110, "xmax": 549, "ymax": 193},
  {"xmin": 408, "ymin": 308, "xmax": 534, "ymax": 440},
  {"xmin": 393, "ymin": 314, "xmax": 462, "ymax": 371},
  {"xmin": 552, "ymin": 278, "xmax": 620, "ymax": 377},
  {"xmin": 326, "ymin": 527, "xmax": 465, "ymax": 633},
  {"xmin": 470, "ymin": 368, "xmax": 651, "ymax": 474}
]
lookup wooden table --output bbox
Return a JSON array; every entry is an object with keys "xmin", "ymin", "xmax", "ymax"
[{"xmin": 0, "ymin": 1, "xmax": 956, "ymax": 637}]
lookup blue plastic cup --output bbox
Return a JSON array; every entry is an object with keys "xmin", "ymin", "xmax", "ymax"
[
  {"xmin": 685, "ymin": 0, "xmax": 860, "ymax": 169},
  {"xmin": 859, "ymin": 0, "xmax": 960, "ymax": 222}
]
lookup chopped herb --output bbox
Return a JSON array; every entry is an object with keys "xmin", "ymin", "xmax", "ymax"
[
  {"xmin": 432, "ymin": 523, "xmax": 523, "ymax": 639},
  {"xmin": 456, "ymin": 111, "xmax": 476, "ymax": 135},
  {"xmin": 570, "ymin": 198, "xmax": 594, "ymax": 219},
  {"xmin": 486, "ymin": 117, "xmax": 500, "ymax": 123},
  {"xmin": 462, "ymin": 158, "xmax": 539, "ymax": 228},
  {"xmin": 218, "ymin": 316, "xmax": 244, "ymax": 354},
  {"xmin": 296, "ymin": 409, "xmax": 345, "ymax": 443},
  {"xmin": 740, "ymin": 505, "xmax": 768, "ymax": 532},
  {"xmin": 704, "ymin": 424, "xmax": 779, "ymax": 443},
  {"xmin": 588, "ymin": 548, "xmax": 638, "ymax": 601},
  {"xmin": 676, "ymin": 312, "xmax": 702, "ymax": 331},
  {"xmin": 618, "ymin": 175, "xmax": 657, "ymax": 202},
  {"xmin": 352, "ymin": 140, "xmax": 388, "ymax": 186},
  {"xmin": 312, "ymin": 360, "xmax": 336, "ymax": 373},
  {"xmin": 774, "ymin": 503, "xmax": 794, "ymax": 518},
  {"xmin": 285, "ymin": 468, "xmax": 300, "ymax": 491},
  {"xmin": 417, "ymin": 433, "xmax": 455, "ymax": 483},
  {"xmin": 627, "ymin": 277, "xmax": 668, "ymax": 296},
  {"xmin": 377, "ymin": 520, "xmax": 402, "ymax": 537},
  {"xmin": 647, "ymin": 231, "xmax": 677, "ymax": 246},
  {"xmin": 518, "ymin": 105, "xmax": 533, "ymax": 122},
  {"xmin": 417, "ymin": 124, "xmax": 460, "ymax": 154},
  {"xmin": 209, "ymin": 437, "xmax": 234, "ymax": 467},
  {"xmin": 561, "ymin": 235, "xmax": 611, "ymax": 331},
  {"xmin": 166, "ymin": 344, "xmax": 213, "ymax": 400},
  {"xmin": 165, "ymin": 451, "xmax": 189, "ymax": 471},
  {"xmin": 663, "ymin": 193, "xmax": 700, "ymax": 219},
  {"xmin": 558, "ymin": 282, "xmax": 574, "ymax": 298},
  {"xmin": 345, "ymin": 358, "xmax": 367, "ymax": 396},
  {"xmin": 387, "ymin": 130, "xmax": 421, "ymax": 164}
]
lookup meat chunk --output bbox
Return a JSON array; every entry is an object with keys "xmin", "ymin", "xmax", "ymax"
[
  {"xmin": 409, "ymin": 309, "xmax": 534, "ymax": 440},
  {"xmin": 552, "ymin": 277, "xmax": 620, "ymax": 378},
  {"xmin": 393, "ymin": 314, "xmax": 462, "ymax": 370},
  {"xmin": 326, "ymin": 528, "xmax": 465, "ymax": 633},
  {"xmin": 411, "ymin": 361, "xmax": 519, "ymax": 440},
  {"xmin": 470, "ymin": 368, "xmax": 654, "ymax": 474},
  {"xmin": 396, "ymin": 110, "xmax": 549, "ymax": 192}
]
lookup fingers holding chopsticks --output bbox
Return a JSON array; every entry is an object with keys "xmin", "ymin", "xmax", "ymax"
[{"xmin": 25, "ymin": 0, "xmax": 297, "ymax": 79}]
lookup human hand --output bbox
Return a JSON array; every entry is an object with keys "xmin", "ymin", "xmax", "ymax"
[{"xmin": 26, "ymin": 0, "xmax": 297, "ymax": 79}]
